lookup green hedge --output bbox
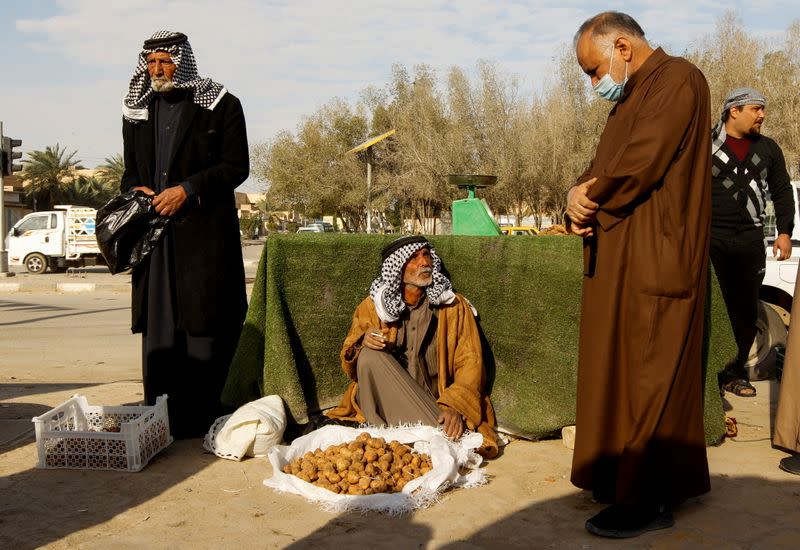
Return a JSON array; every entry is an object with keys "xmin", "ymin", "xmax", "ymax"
[{"xmin": 222, "ymin": 234, "xmax": 733, "ymax": 444}]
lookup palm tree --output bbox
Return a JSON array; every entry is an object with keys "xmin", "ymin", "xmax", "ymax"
[
  {"xmin": 96, "ymin": 154, "xmax": 125, "ymax": 189},
  {"xmin": 21, "ymin": 144, "xmax": 84, "ymax": 211},
  {"xmin": 59, "ymin": 176, "xmax": 118, "ymax": 208}
]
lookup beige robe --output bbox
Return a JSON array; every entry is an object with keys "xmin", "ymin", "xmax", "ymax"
[
  {"xmin": 774, "ymin": 277, "xmax": 800, "ymax": 453},
  {"xmin": 570, "ymin": 48, "xmax": 712, "ymax": 505}
]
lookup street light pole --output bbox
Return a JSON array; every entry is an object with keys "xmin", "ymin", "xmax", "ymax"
[
  {"xmin": 366, "ymin": 149, "xmax": 372, "ymax": 234},
  {"xmin": 346, "ymin": 129, "xmax": 395, "ymax": 234}
]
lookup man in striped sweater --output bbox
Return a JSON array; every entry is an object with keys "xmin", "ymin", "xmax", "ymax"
[{"xmin": 711, "ymin": 87, "xmax": 795, "ymax": 398}]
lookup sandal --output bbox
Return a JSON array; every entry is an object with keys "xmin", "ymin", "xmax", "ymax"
[{"xmin": 720, "ymin": 377, "xmax": 757, "ymax": 397}]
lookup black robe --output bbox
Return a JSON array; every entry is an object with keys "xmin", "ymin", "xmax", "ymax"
[{"xmin": 121, "ymin": 90, "xmax": 249, "ymax": 438}]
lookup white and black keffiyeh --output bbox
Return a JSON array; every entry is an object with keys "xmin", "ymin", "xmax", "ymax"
[
  {"xmin": 123, "ymin": 30, "xmax": 226, "ymax": 123},
  {"xmin": 369, "ymin": 237, "xmax": 455, "ymax": 323},
  {"xmin": 712, "ymin": 87, "xmax": 766, "ymax": 155}
]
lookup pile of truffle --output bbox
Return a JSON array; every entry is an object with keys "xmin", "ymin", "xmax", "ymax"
[{"xmin": 282, "ymin": 433, "xmax": 433, "ymax": 495}]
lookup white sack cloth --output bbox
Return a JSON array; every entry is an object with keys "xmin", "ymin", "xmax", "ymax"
[
  {"xmin": 203, "ymin": 395, "xmax": 287, "ymax": 461},
  {"xmin": 264, "ymin": 424, "xmax": 487, "ymax": 515}
]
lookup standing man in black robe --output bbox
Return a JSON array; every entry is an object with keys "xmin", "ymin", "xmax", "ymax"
[{"xmin": 120, "ymin": 31, "xmax": 249, "ymax": 438}]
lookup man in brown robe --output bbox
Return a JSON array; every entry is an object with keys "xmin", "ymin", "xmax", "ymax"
[
  {"xmin": 565, "ymin": 12, "xmax": 712, "ymax": 537},
  {"xmin": 325, "ymin": 235, "xmax": 498, "ymax": 458}
]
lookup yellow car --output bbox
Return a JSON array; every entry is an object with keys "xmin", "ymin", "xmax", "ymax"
[{"xmin": 501, "ymin": 226, "xmax": 539, "ymax": 236}]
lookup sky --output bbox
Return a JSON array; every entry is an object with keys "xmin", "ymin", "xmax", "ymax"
[{"xmin": 2, "ymin": 0, "xmax": 799, "ymax": 192}]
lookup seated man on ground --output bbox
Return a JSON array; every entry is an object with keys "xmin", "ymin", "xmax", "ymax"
[{"xmin": 325, "ymin": 235, "xmax": 499, "ymax": 458}]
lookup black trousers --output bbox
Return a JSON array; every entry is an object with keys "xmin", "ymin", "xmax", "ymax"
[
  {"xmin": 142, "ymin": 230, "xmax": 239, "ymax": 439},
  {"xmin": 142, "ymin": 328, "xmax": 239, "ymax": 439},
  {"xmin": 709, "ymin": 236, "xmax": 766, "ymax": 380}
]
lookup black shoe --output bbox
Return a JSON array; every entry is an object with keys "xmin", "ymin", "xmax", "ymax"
[
  {"xmin": 585, "ymin": 503, "xmax": 674, "ymax": 538},
  {"xmin": 779, "ymin": 454, "xmax": 800, "ymax": 475},
  {"xmin": 718, "ymin": 370, "xmax": 757, "ymax": 397}
]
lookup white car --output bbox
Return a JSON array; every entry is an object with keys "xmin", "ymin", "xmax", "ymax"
[
  {"xmin": 748, "ymin": 181, "xmax": 800, "ymax": 379},
  {"xmin": 761, "ymin": 237, "xmax": 798, "ymax": 312},
  {"xmin": 760, "ymin": 181, "xmax": 800, "ymax": 312},
  {"xmin": 296, "ymin": 226, "xmax": 323, "ymax": 233},
  {"xmin": 307, "ymin": 221, "xmax": 335, "ymax": 232}
]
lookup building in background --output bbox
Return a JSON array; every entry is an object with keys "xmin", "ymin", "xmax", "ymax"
[{"xmin": 2, "ymin": 174, "xmax": 28, "ymax": 234}]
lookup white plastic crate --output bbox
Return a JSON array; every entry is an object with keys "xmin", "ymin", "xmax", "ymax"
[{"xmin": 32, "ymin": 394, "xmax": 173, "ymax": 472}]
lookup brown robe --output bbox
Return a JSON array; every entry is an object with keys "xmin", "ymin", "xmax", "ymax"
[
  {"xmin": 325, "ymin": 294, "xmax": 499, "ymax": 458},
  {"xmin": 570, "ymin": 48, "xmax": 712, "ymax": 505},
  {"xmin": 774, "ymin": 276, "xmax": 800, "ymax": 453}
]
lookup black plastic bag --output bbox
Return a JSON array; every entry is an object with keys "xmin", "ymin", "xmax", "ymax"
[{"xmin": 95, "ymin": 190, "xmax": 170, "ymax": 274}]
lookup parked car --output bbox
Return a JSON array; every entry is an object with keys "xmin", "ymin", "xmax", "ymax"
[
  {"xmin": 748, "ymin": 180, "xmax": 800, "ymax": 379},
  {"xmin": 296, "ymin": 226, "xmax": 323, "ymax": 234},
  {"xmin": 6, "ymin": 205, "xmax": 104, "ymax": 274},
  {"xmin": 501, "ymin": 226, "xmax": 538, "ymax": 236},
  {"xmin": 761, "ymin": 182, "xmax": 800, "ymax": 309},
  {"xmin": 307, "ymin": 221, "xmax": 335, "ymax": 232}
]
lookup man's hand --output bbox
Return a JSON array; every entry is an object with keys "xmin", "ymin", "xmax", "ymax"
[
  {"xmin": 362, "ymin": 327, "xmax": 389, "ymax": 350},
  {"xmin": 152, "ymin": 185, "xmax": 188, "ymax": 217},
  {"xmin": 774, "ymin": 233, "xmax": 792, "ymax": 261},
  {"xmin": 132, "ymin": 186, "xmax": 156, "ymax": 196},
  {"xmin": 437, "ymin": 407, "xmax": 464, "ymax": 440},
  {"xmin": 568, "ymin": 221, "xmax": 595, "ymax": 238},
  {"xmin": 566, "ymin": 178, "xmax": 599, "ymax": 226}
]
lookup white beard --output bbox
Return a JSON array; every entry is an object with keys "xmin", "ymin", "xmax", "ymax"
[{"xmin": 151, "ymin": 78, "xmax": 175, "ymax": 93}]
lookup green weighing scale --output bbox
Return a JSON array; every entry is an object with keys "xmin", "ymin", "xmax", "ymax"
[{"xmin": 448, "ymin": 174, "xmax": 502, "ymax": 236}]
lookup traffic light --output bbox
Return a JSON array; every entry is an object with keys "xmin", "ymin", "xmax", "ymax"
[{"xmin": 1, "ymin": 137, "xmax": 23, "ymax": 176}]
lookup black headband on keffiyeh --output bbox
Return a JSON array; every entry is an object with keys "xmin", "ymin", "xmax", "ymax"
[
  {"xmin": 712, "ymin": 87, "xmax": 766, "ymax": 155},
  {"xmin": 122, "ymin": 30, "xmax": 226, "ymax": 123},
  {"xmin": 369, "ymin": 236, "xmax": 455, "ymax": 323}
]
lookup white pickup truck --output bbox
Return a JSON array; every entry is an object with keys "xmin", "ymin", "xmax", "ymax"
[{"xmin": 5, "ymin": 205, "xmax": 104, "ymax": 274}]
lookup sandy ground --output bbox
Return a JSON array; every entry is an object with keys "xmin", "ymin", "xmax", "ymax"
[{"xmin": 1, "ymin": 281, "xmax": 800, "ymax": 548}]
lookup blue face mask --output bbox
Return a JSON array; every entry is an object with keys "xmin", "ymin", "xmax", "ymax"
[{"xmin": 593, "ymin": 45, "xmax": 628, "ymax": 102}]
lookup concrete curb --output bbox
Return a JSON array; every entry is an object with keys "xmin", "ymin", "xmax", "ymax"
[
  {"xmin": 0, "ymin": 282, "xmax": 130, "ymax": 293},
  {"xmin": 0, "ymin": 282, "xmax": 22, "ymax": 292},
  {"xmin": 0, "ymin": 280, "xmax": 254, "ymax": 294},
  {"xmin": 56, "ymin": 282, "xmax": 97, "ymax": 293},
  {"xmin": 1, "ymin": 265, "xmax": 257, "ymax": 295},
  {"xmin": 96, "ymin": 283, "xmax": 131, "ymax": 293}
]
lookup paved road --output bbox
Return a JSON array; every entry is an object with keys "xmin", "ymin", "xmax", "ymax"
[
  {"xmin": 0, "ymin": 240, "xmax": 263, "ymax": 450},
  {"xmin": 0, "ymin": 241, "xmax": 263, "ymax": 293},
  {"xmin": 0, "ymin": 293, "xmax": 139, "ymax": 453}
]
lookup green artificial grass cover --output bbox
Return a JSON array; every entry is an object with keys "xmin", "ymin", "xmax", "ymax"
[{"xmin": 222, "ymin": 234, "xmax": 734, "ymax": 444}]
